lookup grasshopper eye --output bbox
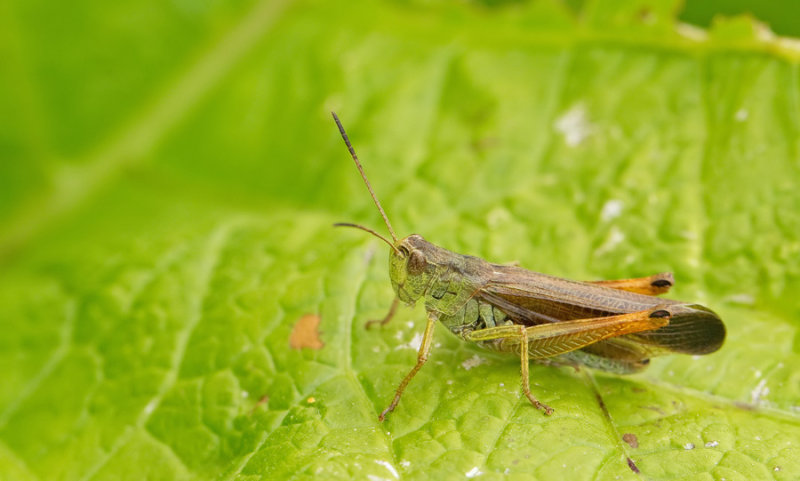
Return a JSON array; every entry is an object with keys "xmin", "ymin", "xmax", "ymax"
[
  {"xmin": 408, "ymin": 250, "xmax": 426, "ymax": 274},
  {"xmin": 398, "ymin": 245, "xmax": 409, "ymax": 257}
]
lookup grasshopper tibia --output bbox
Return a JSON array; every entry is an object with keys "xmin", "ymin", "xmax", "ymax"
[
  {"xmin": 379, "ymin": 312, "xmax": 437, "ymax": 421},
  {"xmin": 518, "ymin": 325, "xmax": 554, "ymax": 415}
]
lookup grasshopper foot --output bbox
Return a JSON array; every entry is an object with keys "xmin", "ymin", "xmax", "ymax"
[
  {"xmin": 378, "ymin": 405, "xmax": 394, "ymax": 422},
  {"xmin": 365, "ymin": 298, "xmax": 400, "ymax": 330},
  {"xmin": 524, "ymin": 392, "xmax": 554, "ymax": 415},
  {"xmin": 365, "ymin": 318, "xmax": 391, "ymax": 330}
]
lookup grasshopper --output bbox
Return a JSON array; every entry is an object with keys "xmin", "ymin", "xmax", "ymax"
[{"xmin": 332, "ymin": 112, "xmax": 725, "ymax": 421}]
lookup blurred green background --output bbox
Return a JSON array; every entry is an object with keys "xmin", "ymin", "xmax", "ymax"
[
  {"xmin": 681, "ymin": 0, "xmax": 800, "ymax": 37},
  {"xmin": 2, "ymin": 0, "xmax": 800, "ymax": 259},
  {"xmin": 2, "ymin": 0, "xmax": 800, "ymax": 480}
]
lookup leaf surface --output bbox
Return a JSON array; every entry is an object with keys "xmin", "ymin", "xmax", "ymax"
[{"xmin": 1, "ymin": 1, "xmax": 799, "ymax": 480}]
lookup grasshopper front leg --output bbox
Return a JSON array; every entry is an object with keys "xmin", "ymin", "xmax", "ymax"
[
  {"xmin": 588, "ymin": 272, "xmax": 674, "ymax": 295},
  {"xmin": 379, "ymin": 311, "xmax": 437, "ymax": 421},
  {"xmin": 465, "ymin": 307, "xmax": 671, "ymax": 414},
  {"xmin": 365, "ymin": 298, "xmax": 400, "ymax": 329}
]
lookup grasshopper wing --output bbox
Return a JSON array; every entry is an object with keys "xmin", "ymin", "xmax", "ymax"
[{"xmin": 476, "ymin": 265, "xmax": 725, "ymax": 368}]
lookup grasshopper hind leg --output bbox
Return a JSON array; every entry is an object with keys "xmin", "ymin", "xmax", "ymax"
[{"xmin": 465, "ymin": 307, "xmax": 671, "ymax": 415}]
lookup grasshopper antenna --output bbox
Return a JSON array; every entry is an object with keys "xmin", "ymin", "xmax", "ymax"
[
  {"xmin": 333, "ymin": 223, "xmax": 399, "ymax": 254},
  {"xmin": 332, "ymin": 112, "xmax": 398, "ymax": 243}
]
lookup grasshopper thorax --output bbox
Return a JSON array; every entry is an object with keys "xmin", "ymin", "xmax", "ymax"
[{"xmin": 390, "ymin": 234, "xmax": 437, "ymax": 304}]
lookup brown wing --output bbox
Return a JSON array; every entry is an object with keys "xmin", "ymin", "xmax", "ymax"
[
  {"xmin": 623, "ymin": 303, "xmax": 725, "ymax": 355},
  {"xmin": 477, "ymin": 264, "xmax": 725, "ymax": 359}
]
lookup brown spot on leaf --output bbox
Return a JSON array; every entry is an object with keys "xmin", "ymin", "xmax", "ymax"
[
  {"xmin": 623, "ymin": 433, "xmax": 639, "ymax": 449},
  {"xmin": 249, "ymin": 394, "xmax": 269, "ymax": 416},
  {"xmin": 290, "ymin": 314, "xmax": 324, "ymax": 350},
  {"xmin": 640, "ymin": 405, "xmax": 665, "ymax": 415},
  {"xmin": 627, "ymin": 457, "xmax": 640, "ymax": 474}
]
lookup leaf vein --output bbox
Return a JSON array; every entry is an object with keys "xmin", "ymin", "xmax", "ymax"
[{"xmin": 78, "ymin": 221, "xmax": 237, "ymax": 480}]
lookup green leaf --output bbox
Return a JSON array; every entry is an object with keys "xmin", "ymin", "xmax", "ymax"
[{"xmin": 2, "ymin": 0, "xmax": 799, "ymax": 480}]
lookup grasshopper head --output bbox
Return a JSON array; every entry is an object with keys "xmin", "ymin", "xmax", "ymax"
[{"xmin": 390, "ymin": 234, "xmax": 435, "ymax": 304}]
